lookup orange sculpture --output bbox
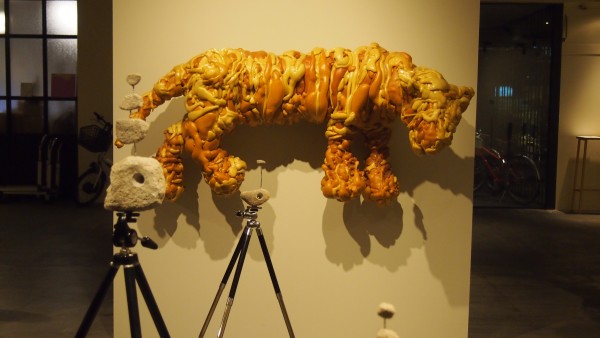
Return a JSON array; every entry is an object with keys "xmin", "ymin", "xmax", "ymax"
[{"xmin": 116, "ymin": 43, "xmax": 474, "ymax": 205}]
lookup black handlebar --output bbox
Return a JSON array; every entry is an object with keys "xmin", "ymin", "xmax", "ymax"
[{"xmin": 93, "ymin": 111, "xmax": 112, "ymax": 129}]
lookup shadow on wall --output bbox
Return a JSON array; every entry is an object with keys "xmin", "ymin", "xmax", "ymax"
[
  {"xmin": 128, "ymin": 97, "xmax": 475, "ymax": 273},
  {"xmin": 322, "ymin": 119, "xmax": 476, "ymax": 272}
]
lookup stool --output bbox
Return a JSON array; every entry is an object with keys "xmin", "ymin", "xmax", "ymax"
[{"xmin": 570, "ymin": 135, "xmax": 600, "ymax": 213}]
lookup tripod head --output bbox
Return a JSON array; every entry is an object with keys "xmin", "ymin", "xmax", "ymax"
[
  {"xmin": 236, "ymin": 206, "xmax": 261, "ymax": 228},
  {"xmin": 235, "ymin": 161, "xmax": 268, "ymax": 229},
  {"xmin": 113, "ymin": 211, "xmax": 158, "ymax": 250}
]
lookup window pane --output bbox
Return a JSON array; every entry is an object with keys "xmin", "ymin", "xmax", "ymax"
[
  {"xmin": 11, "ymin": 99, "xmax": 43, "ymax": 133},
  {"xmin": 47, "ymin": 1, "xmax": 77, "ymax": 35},
  {"xmin": 11, "ymin": 38, "xmax": 43, "ymax": 96},
  {"xmin": 48, "ymin": 100, "xmax": 75, "ymax": 135},
  {"xmin": 48, "ymin": 39, "xmax": 77, "ymax": 97},
  {"xmin": 0, "ymin": 1, "xmax": 5, "ymax": 34},
  {"xmin": 9, "ymin": 0, "xmax": 42, "ymax": 34},
  {"xmin": 0, "ymin": 38, "xmax": 5, "ymax": 95},
  {"xmin": 0, "ymin": 100, "xmax": 6, "ymax": 133}
]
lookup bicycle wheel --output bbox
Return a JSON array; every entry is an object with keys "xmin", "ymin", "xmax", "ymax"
[
  {"xmin": 506, "ymin": 155, "xmax": 541, "ymax": 204},
  {"xmin": 76, "ymin": 167, "xmax": 107, "ymax": 206},
  {"xmin": 473, "ymin": 156, "xmax": 487, "ymax": 192},
  {"xmin": 483, "ymin": 150, "xmax": 504, "ymax": 193}
]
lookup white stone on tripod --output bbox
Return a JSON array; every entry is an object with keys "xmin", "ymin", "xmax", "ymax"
[
  {"xmin": 119, "ymin": 93, "xmax": 143, "ymax": 111},
  {"xmin": 115, "ymin": 118, "xmax": 149, "ymax": 144},
  {"xmin": 240, "ymin": 188, "xmax": 270, "ymax": 206},
  {"xmin": 376, "ymin": 328, "xmax": 399, "ymax": 338},
  {"xmin": 104, "ymin": 156, "xmax": 165, "ymax": 211},
  {"xmin": 377, "ymin": 302, "xmax": 396, "ymax": 319},
  {"xmin": 126, "ymin": 74, "xmax": 141, "ymax": 87}
]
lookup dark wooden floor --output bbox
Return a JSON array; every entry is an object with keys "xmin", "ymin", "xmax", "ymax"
[
  {"xmin": 470, "ymin": 208, "xmax": 600, "ymax": 337},
  {"xmin": 0, "ymin": 198, "xmax": 113, "ymax": 338},
  {"xmin": 1, "ymin": 198, "xmax": 600, "ymax": 337}
]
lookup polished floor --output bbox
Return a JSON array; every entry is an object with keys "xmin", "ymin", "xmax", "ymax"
[
  {"xmin": 1, "ymin": 198, "xmax": 600, "ymax": 337},
  {"xmin": 0, "ymin": 198, "xmax": 113, "ymax": 338},
  {"xmin": 469, "ymin": 207, "xmax": 600, "ymax": 338}
]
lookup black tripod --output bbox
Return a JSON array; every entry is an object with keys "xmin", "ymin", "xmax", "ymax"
[
  {"xmin": 199, "ymin": 205, "xmax": 295, "ymax": 338},
  {"xmin": 76, "ymin": 211, "xmax": 170, "ymax": 338}
]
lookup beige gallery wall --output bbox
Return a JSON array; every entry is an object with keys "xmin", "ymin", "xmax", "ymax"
[{"xmin": 113, "ymin": 1, "xmax": 479, "ymax": 337}]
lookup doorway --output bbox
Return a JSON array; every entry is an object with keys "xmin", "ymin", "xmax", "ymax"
[
  {"xmin": 0, "ymin": 1, "xmax": 78, "ymax": 199},
  {"xmin": 475, "ymin": 3, "xmax": 562, "ymax": 208}
]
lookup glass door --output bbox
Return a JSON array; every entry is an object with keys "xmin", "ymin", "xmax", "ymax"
[
  {"xmin": 475, "ymin": 4, "xmax": 562, "ymax": 208},
  {"xmin": 0, "ymin": 0, "xmax": 78, "ymax": 196}
]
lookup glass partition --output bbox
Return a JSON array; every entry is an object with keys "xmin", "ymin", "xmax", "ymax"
[
  {"xmin": 9, "ymin": 0, "xmax": 42, "ymax": 34},
  {"xmin": 47, "ymin": 0, "xmax": 77, "ymax": 35},
  {"xmin": 11, "ymin": 99, "xmax": 43, "ymax": 133},
  {"xmin": 0, "ymin": 0, "xmax": 78, "ymax": 192},
  {"xmin": 10, "ymin": 38, "xmax": 43, "ymax": 96},
  {"xmin": 0, "ymin": 38, "xmax": 5, "ymax": 96},
  {"xmin": 0, "ymin": 100, "xmax": 6, "ymax": 132},
  {"xmin": 48, "ymin": 100, "xmax": 75, "ymax": 134},
  {"xmin": 475, "ymin": 4, "xmax": 562, "ymax": 208},
  {"xmin": 0, "ymin": 2, "xmax": 5, "ymax": 35},
  {"xmin": 48, "ymin": 39, "xmax": 77, "ymax": 97}
]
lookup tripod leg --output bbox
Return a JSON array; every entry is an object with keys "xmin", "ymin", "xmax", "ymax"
[
  {"xmin": 75, "ymin": 263, "xmax": 119, "ymax": 338},
  {"xmin": 134, "ymin": 263, "xmax": 171, "ymax": 337},
  {"xmin": 124, "ymin": 266, "xmax": 142, "ymax": 338},
  {"xmin": 217, "ymin": 226, "xmax": 253, "ymax": 338},
  {"xmin": 199, "ymin": 226, "xmax": 248, "ymax": 338},
  {"xmin": 257, "ymin": 228, "xmax": 295, "ymax": 338}
]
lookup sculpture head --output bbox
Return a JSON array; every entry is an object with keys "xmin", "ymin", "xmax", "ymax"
[{"xmin": 400, "ymin": 67, "xmax": 474, "ymax": 155}]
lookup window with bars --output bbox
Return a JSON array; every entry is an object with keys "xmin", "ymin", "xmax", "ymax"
[{"xmin": 0, "ymin": 0, "xmax": 77, "ymax": 192}]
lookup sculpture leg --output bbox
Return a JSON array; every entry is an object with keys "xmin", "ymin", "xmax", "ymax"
[
  {"xmin": 321, "ymin": 120, "xmax": 366, "ymax": 201},
  {"xmin": 156, "ymin": 122, "xmax": 185, "ymax": 201},
  {"xmin": 362, "ymin": 128, "xmax": 399, "ymax": 205},
  {"xmin": 201, "ymin": 149, "xmax": 247, "ymax": 195},
  {"xmin": 182, "ymin": 118, "xmax": 247, "ymax": 196}
]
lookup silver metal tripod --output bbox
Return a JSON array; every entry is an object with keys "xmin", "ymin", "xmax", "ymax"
[{"xmin": 199, "ymin": 193, "xmax": 295, "ymax": 338}]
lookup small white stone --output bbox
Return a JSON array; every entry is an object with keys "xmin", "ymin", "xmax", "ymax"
[
  {"xmin": 377, "ymin": 302, "xmax": 396, "ymax": 319},
  {"xmin": 115, "ymin": 119, "xmax": 149, "ymax": 144},
  {"xmin": 127, "ymin": 74, "xmax": 141, "ymax": 86},
  {"xmin": 376, "ymin": 328, "xmax": 399, "ymax": 338},
  {"xmin": 119, "ymin": 93, "xmax": 143, "ymax": 111},
  {"xmin": 104, "ymin": 156, "xmax": 165, "ymax": 211}
]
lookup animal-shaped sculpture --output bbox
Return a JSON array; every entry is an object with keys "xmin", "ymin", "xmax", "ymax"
[{"xmin": 116, "ymin": 43, "xmax": 474, "ymax": 205}]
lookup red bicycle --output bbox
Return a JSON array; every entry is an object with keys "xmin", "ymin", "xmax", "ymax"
[{"xmin": 473, "ymin": 131, "xmax": 541, "ymax": 204}]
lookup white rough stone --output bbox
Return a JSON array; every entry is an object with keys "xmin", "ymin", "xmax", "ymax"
[
  {"xmin": 377, "ymin": 302, "xmax": 396, "ymax": 319},
  {"xmin": 376, "ymin": 328, "xmax": 399, "ymax": 338},
  {"xmin": 104, "ymin": 156, "xmax": 165, "ymax": 211},
  {"xmin": 119, "ymin": 93, "xmax": 143, "ymax": 111},
  {"xmin": 115, "ymin": 119, "xmax": 149, "ymax": 144},
  {"xmin": 240, "ymin": 188, "xmax": 270, "ymax": 206},
  {"xmin": 127, "ymin": 74, "xmax": 141, "ymax": 86}
]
